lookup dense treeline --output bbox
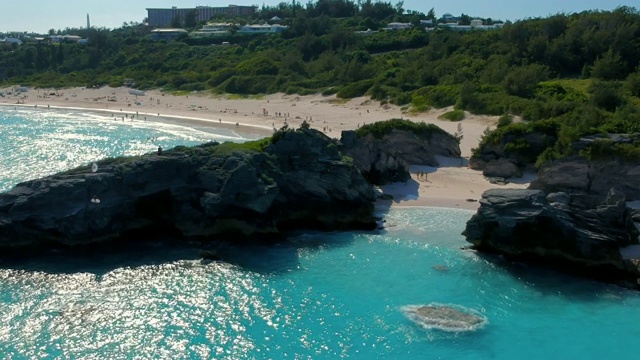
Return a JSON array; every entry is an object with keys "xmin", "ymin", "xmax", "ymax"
[{"xmin": 1, "ymin": 1, "xmax": 640, "ymax": 165}]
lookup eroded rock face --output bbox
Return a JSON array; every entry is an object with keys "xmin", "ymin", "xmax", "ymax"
[
  {"xmin": 463, "ymin": 188, "xmax": 640, "ymax": 285},
  {"xmin": 482, "ymin": 158, "xmax": 522, "ymax": 178},
  {"xmin": 340, "ymin": 129, "xmax": 460, "ymax": 185},
  {"xmin": 469, "ymin": 130, "xmax": 556, "ymax": 176},
  {"xmin": 530, "ymin": 156, "xmax": 640, "ymax": 200},
  {"xmin": 0, "ymin": 128, "xmax": 377, "ymax": 251}
]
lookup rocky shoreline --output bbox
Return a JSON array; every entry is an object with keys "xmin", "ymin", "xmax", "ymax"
[
  {"xmin": 464, "ymin": 188, "xmax": 640, "ymax": 287},
  {"xmin": 0, "ymin": 120, "xmax": 462, "ymax": 255},
  {"xmin": 2, "ymin": 116, "xmax": 640, "ymax": 289},
  {"xmin": 464, "ymin": 128, "xmax": 640, "ymax": 288},
  {"xmin": 0, "ymin": 128, "xmax": 378, "ymax": 253}
]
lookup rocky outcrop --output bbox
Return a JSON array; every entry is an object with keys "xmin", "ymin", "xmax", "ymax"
[
  {"xmin": 463, "ymin": 188, "xmax": 640, "ymax": 286},
  {"xmin": 530, "ymin": 156, "xmax": 640, "ymax": 200},
  {"xmin": 401, "ymin": 304, "xmax": 487, "ymax": 332},
  {"xmin": 0, "ymin": 128, "xmax": 377, "ymax": 251},
  {"xmin": 469, "ymin": 129, "xmax": 557, "ymax": 177},
  {"xmin": 340, "ymin": 124, "xmax": 460, "ymax": 185},
  {"xmin": 482, "ymin": 158, "xmax": 522, "ymax": 178}
]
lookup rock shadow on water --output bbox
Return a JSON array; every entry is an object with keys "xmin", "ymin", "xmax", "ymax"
[
  {"xmin": 0, "ymin": 239, "xmax": 206, "ymax": 277},
  {"xmin": 220, "ymin": 230, "xmax": 360, "ymax": 275},
  {"xmin": 401, "ymin": 303, "xmax": 488, "ymax": 333},
  {"xmin": 0, "ymin": 230, "xmax": 361, "ymax": 278},
  {"xmin": 473, "ymin": 252, "xmax": 636, "ymax": 300}
]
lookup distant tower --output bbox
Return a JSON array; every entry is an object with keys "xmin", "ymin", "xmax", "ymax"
[{"xmin": 87, "ymin": 14, "xmax": 91, "ymax": 30}]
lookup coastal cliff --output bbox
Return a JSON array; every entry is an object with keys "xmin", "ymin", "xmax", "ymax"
[
  {"xmin": 0, "ymin": 128, "xmax": 377, "ymax": 251},
  {"xmin": 530, "ymin": 156, "xmax": 640, "ymax": 200},
  {"xmin": 464, "ymin": 188, "xmax": 640, "ymax": 286}
]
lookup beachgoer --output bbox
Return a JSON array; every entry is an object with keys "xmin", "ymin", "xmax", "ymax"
[{"xmin": 157, "ymin": 146, "xmax": 163, "ymax": 155}]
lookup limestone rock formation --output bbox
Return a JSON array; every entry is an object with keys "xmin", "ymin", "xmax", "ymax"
[
  {"xmin": 463, "ymin": 188, "xmax": 640, "ymax": 286},
  {"xmin": 482, "ymin": 158, "xmax": 522, "ymax": 178},
  {"xmin": 340, "ymin": 122, "xmax": 460, "ymax": 185},
  {"xmin": 469, "ymin": 128, "xmax": 556, "ymax": 176},
  {"xmin": 0, "ymin": 128, "xmax": 377, "ymax": 251},
  {"xmin": 530, "ymin": 156, "xmax": 640, "ymax": 200}
]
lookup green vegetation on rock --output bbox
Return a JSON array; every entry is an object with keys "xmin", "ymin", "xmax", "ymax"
[{"xmin": 355, "ymin": 118, "xmax": 450, "ymax": 139}]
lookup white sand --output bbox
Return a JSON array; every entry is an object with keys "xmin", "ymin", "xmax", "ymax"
[{"xmin": 0, "ymin": 86, "xmax": 534, "ymax": 210}]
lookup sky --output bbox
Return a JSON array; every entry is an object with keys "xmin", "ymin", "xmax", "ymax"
[{"xmin": 0, "ymin": 0, "xmax": 636, "ymax": 34}]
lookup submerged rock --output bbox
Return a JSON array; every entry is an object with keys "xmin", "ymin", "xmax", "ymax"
[{"xmin": 401, "ymin": 303, "xmax": 487, "ymax": 332}]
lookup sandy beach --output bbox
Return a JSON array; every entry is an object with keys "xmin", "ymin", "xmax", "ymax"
[{"xmin": 0, "ymin": 86, "xmax": 533, "ymax": 210}]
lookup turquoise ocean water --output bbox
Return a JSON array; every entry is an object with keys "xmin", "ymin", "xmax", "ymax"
[{"xmin": 1, "ymin": 108, "xmax": 640, "ymax": 359}]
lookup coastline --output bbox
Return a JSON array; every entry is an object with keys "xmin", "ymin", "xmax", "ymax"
[
  {"xmin": 0, "ymin": 103, "xmax": 274, "ymax": 140},
  {"xmin": 0, "ymin": 86, "xmax": 534, "ymax": 210}
]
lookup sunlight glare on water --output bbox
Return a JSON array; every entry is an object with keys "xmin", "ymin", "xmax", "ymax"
[{"xmin": 0, "ymin": 107, "xmax": 254, "ymax": 192}]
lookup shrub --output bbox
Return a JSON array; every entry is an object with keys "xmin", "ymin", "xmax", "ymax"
[
  {"xmin": 497, "ymin": 114, "xmax": 514, "ymax": 127},
  {"xmin": 589, "ymin": 80, "xmax": 624, "ymax": 112},
  {"xmin": 438, "ymin": 110, "xmax": 465, "ymax": 121},
  {"xmin": 221, "ymin": 75, "xmax": 277, "ymax": 94},
  {"xmin": 413, "ymin": 85, "xmax": 460, "ymax": 108},
  {"xmin": 336, "ymin": 79, "xmax": 374, "ymax": 99},
  {"xmin": 390, "ymin": 92, "xmax": 412, "ymax": 106},
  {"xmin": 581, "ymin": 140, "xmax": 640, "ymax": 162},
  {"xmin": 502, "ymin": 64, "xmax": 550, "ymax": 98},
  {"xmin": 355, "ymin": 118, "xmax": 450, "ymax": 139}
]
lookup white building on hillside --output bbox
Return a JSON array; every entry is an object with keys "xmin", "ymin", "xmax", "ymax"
[
  {"xmin": 355, "ymin": 28, "xmax": 377, "ymax": 36},
  {"xmin": 441, "ymin": 19, "xmax": 503, "ymax": 31},
  {"xmin": 150, "ymin": 28, "xmax": 188, "ymax": 40},
  {"xmin": 49, "ymin": 35, "xmax": 83, "ymax": 43},
  {"xmin": 385, "ymin": 22, "xmax": 412, "ymax": 30},
  {"xmin": 0, "ymin": 37, "xmax": 22, "ymax": 45},
  {"xmin": 191, "ymin": 23, "xmax": 234, "ymax": 37},
  {"xmin": 237, "ymin": 24, "xmax": 288, "ymax": 34},
  {"xmin": 420, "ymin": 19, "xmax": 434, "ymax": 27}
]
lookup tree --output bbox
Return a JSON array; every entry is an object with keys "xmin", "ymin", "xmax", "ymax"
[
  {"xmin": 590, "ymin": 81, "xmax": 624, "ymax": 112},
  {"xmin": 502, "ymin": 65, "xmax": 550, "ymax": 98},
  {"xmin": 627, "ymin": 70, "xmax": 640, "ymax": 97},
  {"xmin": 394, "ymin": 1, "xmax": 404, "ymax": 15},
  {"xmin": 591, "ymin": 49, "xmax": 627, "ymax": 80},
  {"xmin": 57, "ymin": 44, "xmax": 64, "ymax": 65},
  {"xmin": 426, "ymin": 8, "xmax": 436, "ymax": 20},
  {"xmin": 459, "ymin": 13, "xmax": 471, "ymax": 25}
]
